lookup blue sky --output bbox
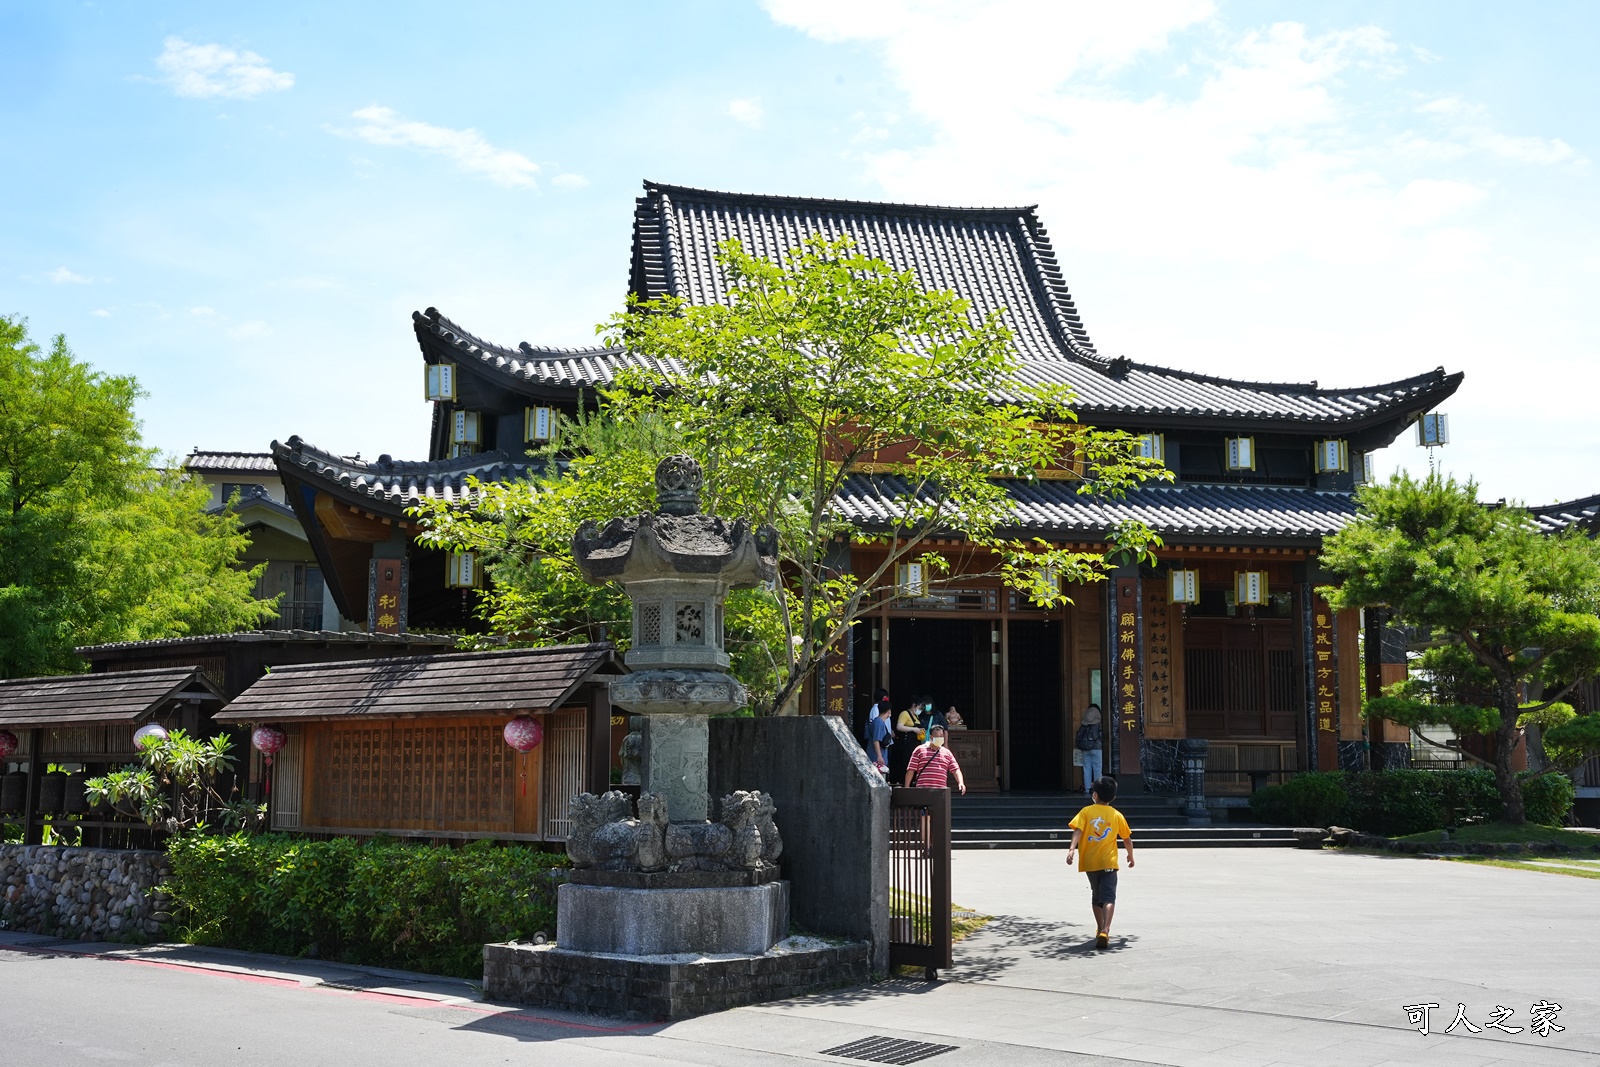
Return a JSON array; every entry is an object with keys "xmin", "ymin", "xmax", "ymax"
[{"xmin": 3, "ymin": 2, "xmax": 1596, "ymax": 503}]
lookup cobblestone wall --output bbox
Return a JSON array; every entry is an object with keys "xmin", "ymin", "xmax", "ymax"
[{"xmin": 0, "ymin": 846, "xmax": 171, "ymax": 941}]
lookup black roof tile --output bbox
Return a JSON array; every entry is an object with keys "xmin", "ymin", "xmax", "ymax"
[
  {"xmin": 272, "ymin": 436, "xmax": 534, "ymax": 513},
  {"xmin": 1528, "ymin": 493, "xmax": 1600, "ymax": 535}
]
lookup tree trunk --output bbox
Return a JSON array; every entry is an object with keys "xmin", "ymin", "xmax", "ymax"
[{"xmin": 1495, "ymin": 688, "xmax": 1525, "ymax": 825}]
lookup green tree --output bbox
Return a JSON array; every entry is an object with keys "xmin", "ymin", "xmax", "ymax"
[
  {"xmin": 84, "ymin": 729, "xmax": 262, "ymax": 833},
  {"xmin": 417, "ymin": 236, "xmax": 1166, "ymax": 714},
  {"xmin": 1321, "ymin": 473, "xmax": 1600, "ymax": 824},
  {"xmin": 0, "ymin": 315, "xmax": 275, "ymax": 676}
]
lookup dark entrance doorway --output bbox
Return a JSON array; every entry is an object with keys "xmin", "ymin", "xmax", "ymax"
[
  {"xmin": 1183, "ymin": 618, "xmax": 1299, "ymax": 740},
  {"xmin": 1007, "ymin": 619, "xmax": 1064, "ymax": 791},
  {"xmin": 886, "ymin": 618, "xmax": 994, "ymax": 731}
]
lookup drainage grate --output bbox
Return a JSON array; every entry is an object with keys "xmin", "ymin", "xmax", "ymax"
[{"xmin": 821, "ymin": 1037, "xmax": 960, "ymax": 1064}]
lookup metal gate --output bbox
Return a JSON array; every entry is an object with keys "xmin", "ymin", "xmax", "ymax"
[{"xmin": 888, "ymin": 786, "xmax": 952, "ymax": 979}]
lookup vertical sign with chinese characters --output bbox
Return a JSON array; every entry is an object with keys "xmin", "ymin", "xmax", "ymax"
[
  {"xmin": 824, "ymin": 642, "xmax": 849, "ymax": 719},
  {"xmin": 1143, "ymin": 584, "xmax": 1174, "ymax": 728},
  {"xmin": 368, "ymin": 558, "xmax": 408, "ymax": 635},
  {"xmin": 1114, "ymin": 577, "xmax": 1143, "ymax": 773},
  {"xmin": 1312, "ymin": 594, "xmax": 1339, "ymax": 771}
]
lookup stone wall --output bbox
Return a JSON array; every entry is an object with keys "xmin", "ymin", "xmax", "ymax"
[
  {"xmin": 709, "ymin": 715, "xmax": 890, "ymax": 974},
  {"xmin": 0, "ymin": 846, "xmax": 171, "ymax": 941}
]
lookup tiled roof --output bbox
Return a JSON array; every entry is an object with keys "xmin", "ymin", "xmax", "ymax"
[
  {"xmin": 0, "ymin": 667, "xmax": 223, "ymax": 728},
  {"xmin": 217, "ymin": 644, "xmax": 620, "ymax": 723},
  {"xmin": 272, "ymin": 436, "xmax": 534, "ymax": 512},
  {"xmin": 209, "ymin": 484, "xmax": 299, "ymax": 523},
  {"xmin": 185, "ymin": 450, "xmax": 277, "ymax": 473},
  {"xmin": 1528, "ymin": 494, "xmax": 1600, "ymax": 536},
  {"xmin": 631, "ymin": 181, "xmax": 1100, "ymax": 362},
  {"xmin": 76, "ymin": 630, "xmax": 459, "ymax": 655},
  {"xmin": 415, "ymin": 182, "xmax": 1462, "ymax": 428},
  {"xmin": 832, "ymin": 476, "xmax": 1358, "ymax": 542}
]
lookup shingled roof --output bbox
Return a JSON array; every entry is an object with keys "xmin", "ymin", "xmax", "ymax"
[
  {"xmin": 415, "ymin": 181, "xmax": 1461, "ymax": 430},
  {"xmin": 833, "ymin": 476, "xmax": 1358, "ymax": 543},
  {"xmin": 217, "ymin": 644, "xmax": 620, "ymax": 723},
  {"xmin": 0, "ymin": 667, "xmax": 223, "ymax": 729},
  {"xmin": 272, "ymin": 436, "xmax": 535, "ymax": 516},
  {"xmin": 184, "ymin": 450, "xmax": 277, "ymax": 473},
  {"xmin": 1528, "ymin": 493, "xmax": 1600, "ymax": 536}
]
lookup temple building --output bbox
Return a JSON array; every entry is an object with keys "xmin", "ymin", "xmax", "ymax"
[{"xmin": 276, "ymin": 181, "xmax": 1463, "ymax": 795}]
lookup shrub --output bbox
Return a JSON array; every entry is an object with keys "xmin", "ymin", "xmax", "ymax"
[
  {"xmin": 1248, "ymin": 772, "xmax": 1348, "ymax": 827},
  {"xmin": 1250, "ymin": 768, "xmax": 1577, "ymax": 835},
  {"xmin": 1518, "ymin": 772, "xmax": 1576, "ymax": 826},
  {"xmin": 164, "ymin": 833, "xmax": 566, "ymax": 977}
]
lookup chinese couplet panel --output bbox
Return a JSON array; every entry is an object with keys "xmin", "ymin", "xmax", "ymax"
[
  {"xmin": 1309, "ymin": 593, "xmax": 1339, "ymax": 771},
  {"xmin": 368, "ymin": 558, "xmax": 408, "ymax": 635},
  {"xmin": 1113, "ymin": 577, "xmax": 1143, "ymax": 773}
]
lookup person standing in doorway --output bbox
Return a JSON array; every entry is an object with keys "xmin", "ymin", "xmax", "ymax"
[
  {"xmin": 865, "ymin": 698, "xmax": 895, "ymax": 776},
  {"xmin": 891, "ymin": 701, "xmax": 924, "ymax": 783},
  {"xmin": 1073, "ymin": 705, "xmax": 1104, "ymax": 795},
  {"xmin": 1065, "ymin": 776, "xmax": 1134, "ymax": 950}
]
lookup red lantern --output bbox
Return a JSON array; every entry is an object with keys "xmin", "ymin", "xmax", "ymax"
[
  {"xmin": 0, "ymin": 731, "xmax": 17, "ymax": 759},
  {"xmin": 503, "ymin": 715, "xmax": 543, "ymax": 753},
  {"xmin": 251, "ymin": 725, "xmax": 288, "ymax": 766}
]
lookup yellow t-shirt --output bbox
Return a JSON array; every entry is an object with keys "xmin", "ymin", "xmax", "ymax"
[
  {"xmin": 1069, "ymin": 804, "xmax": 1131, "ymax": 872},
  {"xmin": 897, "ymin": 710, "xmax": 925, "ymax": 742}
]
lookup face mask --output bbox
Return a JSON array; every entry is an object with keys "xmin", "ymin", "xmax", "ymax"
[
  {"xmin": 925, "ymin": 703, "xmax": 933, "ymax": 712},
  {"xmin": 931, "ymin": 737, "xmax": 945, "ymax": 748}
]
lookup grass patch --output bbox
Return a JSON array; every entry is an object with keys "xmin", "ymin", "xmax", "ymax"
[
  {"xmin": 1450, "ymin": 857, "xmax": 1600, "ymax": 881},
  {"xmin": 1395, "ymin": 822, "xmax": 1599, "ymax": 848}
]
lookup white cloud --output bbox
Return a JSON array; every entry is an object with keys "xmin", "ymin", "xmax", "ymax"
[
  {"xmin": 552, "ymin": 173, "xmax": 590, "ymax": 189},
  {"xmin": 91, "ymin": 309, "xmax": 111, "ymax": 318},
  {"xmin": 49, "ymin": 267, "xmax": 90, "ymax": 284},
  {"xmin": 155, "ymin": 37, "xmax": 294, "ymax": 99},
  {"xmin": 343, "ymin": 106, "xmax": 540, "ymax": 189},
  {"xmin": 763, "ymin": 5, "xmax": 1597, "ymax": 502},
  {"xmin": 228, "ymin": 321, "xmax": 272, "ymax": 340},
  {"xmin": 189, "ymin": 306, "xmax": 217, "ymax": 317},
  {"xmin": 727, "ymin": 98, "xmax": 765, "ymax": 128}
]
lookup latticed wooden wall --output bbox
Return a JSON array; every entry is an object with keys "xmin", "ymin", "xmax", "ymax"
[{"xmin": 275, "ymin": 709, "xmax": 591, "ymax": 840}]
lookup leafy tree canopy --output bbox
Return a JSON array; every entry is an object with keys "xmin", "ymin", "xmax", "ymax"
[
  {"xmin": 0, "ymin": 315, "xmax": 275, "ymax": 677},
  {"xmin": 416, "ymin": 236, "xmax": 1166, "ymax": 714},
  {"xmin": 1320, "ymin": 471, "xmax": 1600, "ymax": 822}
]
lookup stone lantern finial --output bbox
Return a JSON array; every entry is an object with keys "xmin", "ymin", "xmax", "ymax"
[{"xmin": 655, "ymin": 455, "xmax": 702, "ymax": 516}]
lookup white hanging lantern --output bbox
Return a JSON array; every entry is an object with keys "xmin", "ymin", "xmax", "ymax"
[
  {"xmin": 525, "ymin": 406, "xmax": 554, "ymax": 442},
  {"xmin": 424, "ymin": 363, "xmax": 456, "ymax": 401},
  {"xmin": 133, "ymin": 723, "xmax": 169, "ymax": 749},
  {"xmin": 446, "ymin": 551, "xmax": 481, "ymax": 589},
  {"xmin": 896, "ymin": 562, "xmax": 927, "ymax": 598},
  {"xmin": 451, "ymin": 410, "xmax": 481, "ymax": 446},
  {"xmin": 1353, "ymin": 452, "xmax": 1376, "ymax": 485},
  {"xmin": 1417, "ymin": 412, "xmax": 1449, "ymax": 447},
  {"xmin": 1226, "ymin": 436, "xmax": 1256, "ymax": 471},
  {"xmin": 1235, "ymin": 570, "xmax": 1269, "ymax": 606},
  {"xmin": 1169, "ymin": 569, "xmax": 1199, "ymax": 604},
  {"xmin": 1136, "ymin": 433, "xmax": 1165, "ymax": 463},
  {"xmin": 1314, "ymin": 439, "xmax": 1349, "ymax": 474}
]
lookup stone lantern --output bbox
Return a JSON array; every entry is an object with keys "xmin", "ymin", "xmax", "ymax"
[{"xmin": 572, "ymin": 454, "xmax": 777, "ymax": 821}]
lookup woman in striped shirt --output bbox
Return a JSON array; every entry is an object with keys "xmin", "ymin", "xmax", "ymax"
[{"xmin": 903, "ymin": 725, "xmax": 966, "ymax": 794}]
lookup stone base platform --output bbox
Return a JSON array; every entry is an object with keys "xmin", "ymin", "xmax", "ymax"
[
  {"xmin": 557, "ymin": 881, "xmax": 789, "ymax": 956},
  {"xmin": 482, "ymin": 938, "xmax": 871, "ymax": 1020}
]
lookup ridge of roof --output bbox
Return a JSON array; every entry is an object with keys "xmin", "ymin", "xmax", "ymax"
[
  {"xmin": 184, "ymin": 450, "xmax": 278, "ymax": 472},
  {"xmin": 239, "ymin": 640, "xmax": 615, "ymax": 678},
  {"xmin": 76, "ymin": 630, "xmax": 460, "ymax": 654},
  {"xmin": 1108, "ymin": 362, "xmax": 1460, "ymax": 399},
  {"xmin": 642, "ymin": 179, "xmax": 1041, "ymax": 222},
  {"xmin": 414, "ymin": 307, "xmax": 620, "ymax": 362},
  {"xmin": 274, "ymin": 436, "xmax": 526, "ymax": 477}
]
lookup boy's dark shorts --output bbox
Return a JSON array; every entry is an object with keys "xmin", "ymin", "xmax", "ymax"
[{"xmin": 1085, "ymin": 869, "xmax": 1118, "ymax": 906}]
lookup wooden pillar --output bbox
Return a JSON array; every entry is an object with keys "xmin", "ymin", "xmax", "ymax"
[
  {"xmin": 1364, "ymin": 608, "xmax": 1411, "ymax": 769},
  {"xmin": 999, "ymin": 610, "xmax": 1011, "ymax": 791},
  {"xmin": 23, "ymin": 728, "xmax": 43, "ymax": 846},
  {"xmin": 585, "ymin": 684, "xmax": 612, "ymax": 795},
  {"xmin": 1059, "ymin": 600, "xmax": 1073, "ymax": 793}
]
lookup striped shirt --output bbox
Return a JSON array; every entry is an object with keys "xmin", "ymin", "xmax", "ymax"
[{"xmin": 905, "ymin": 744, "xmax": 961, "ymax": 789}]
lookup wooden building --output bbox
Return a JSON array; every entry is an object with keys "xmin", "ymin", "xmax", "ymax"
[
  {"xmin": 217, "ymin": 645, "xmax": 622, "ymax": 842},
  {"xmin": 277, "ymin": 181, "xmax": 1464, "ymax": 794},
  {"xmin": 0, "ymin": 668, "xmax": 224, "ymax": 846}
]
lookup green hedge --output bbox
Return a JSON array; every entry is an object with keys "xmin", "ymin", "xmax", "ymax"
[
  {"xmin": 165, "ymin": 833, "xmax": 566, "ymax": 977},
  {"xmin": 1249, "ymin": 769, "xmax": 1576, "ymax": 835}
]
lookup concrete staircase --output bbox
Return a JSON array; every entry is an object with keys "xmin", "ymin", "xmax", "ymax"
[{"xmin": 951, "ymin": 792, "xmax": 1297, "ymax": 849}]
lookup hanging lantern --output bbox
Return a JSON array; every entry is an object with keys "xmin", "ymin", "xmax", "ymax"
[
  {"xmin": 1169, "ymin": 569, "xmax": 1200, "ymax": 604},
  {"xmin": 251, "ymin": 725, "xmax": 289, "ymax": 766},
  {"xmin": 1225, "ymin": 436, "xmax": 1256, "ymax": 471},
  {"xmin": 1416, "ymin": 412, "xmax": 1449, "ymax": 447},
  {"xmin": 503, "ymin": 715, "xmax": 544, "ymax": 753},
  {"xmin": 1235, "ymin": 570, "xmax": 1269, "ymax": 606},
  {"xmin": 424, "ymin": 363, "xmax": 456, "ymax": 401},
  {"xmin": 1314, "ymin": 439, "xmax": 1349, "ymax": 474},
  {"xmin": 0, "ymin": 730, "xmax": 17, "ymax": 759},
  {"xmin": 133, "ymin": 723, "xmax": 169, "ymax": 749}
]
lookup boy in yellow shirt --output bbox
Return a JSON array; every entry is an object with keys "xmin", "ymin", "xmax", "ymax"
[{"xmin": 1065, "ymin": 776, "xmax": 1134, "ymax": 950}]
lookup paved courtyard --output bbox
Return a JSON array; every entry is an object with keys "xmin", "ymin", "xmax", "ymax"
[{"xmin": 0, "ymin": 847, "xmax": 1594, "ymax": 1066}]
